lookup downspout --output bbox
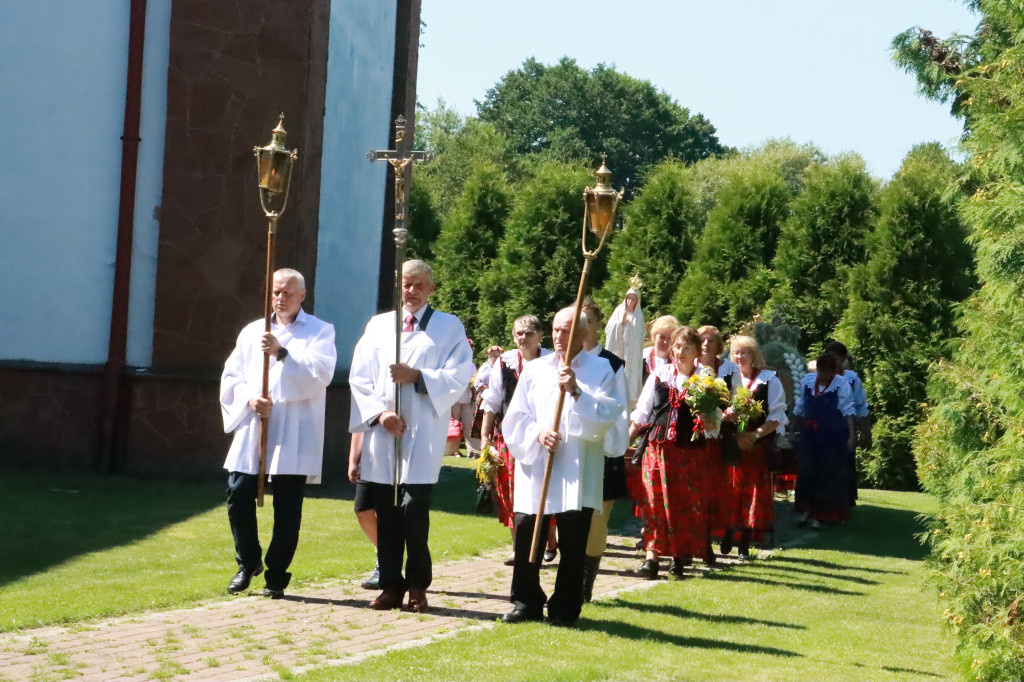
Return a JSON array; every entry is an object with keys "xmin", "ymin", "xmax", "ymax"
[{"xmin": 98, "ymin": 0, "xmax": 147, "ymax": 473}]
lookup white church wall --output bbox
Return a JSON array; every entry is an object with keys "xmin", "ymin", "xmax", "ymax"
[
  {"xmin": 316, "ymin": 0, "xmax": 397, "ymax": 374},
  {"xmin": 0, "ymin": 1, "xmax": 169, "ymax": 366}
]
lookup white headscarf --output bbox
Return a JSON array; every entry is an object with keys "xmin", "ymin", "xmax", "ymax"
[{"xmin": 604, "ymin": 288, "xmax": 645, "ymax": 408}]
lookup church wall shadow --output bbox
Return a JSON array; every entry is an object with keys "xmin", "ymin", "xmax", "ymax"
[{"xmin": 0, "ymin": 472, "xmax": 223, "ymax": 587}]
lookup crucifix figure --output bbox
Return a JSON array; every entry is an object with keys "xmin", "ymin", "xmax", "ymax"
[{"xmin": 367, "ymin": 115, "xmax": 430, "ymax": 504}]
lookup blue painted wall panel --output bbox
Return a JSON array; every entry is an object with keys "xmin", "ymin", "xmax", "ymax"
[
  {"xmin": 317, "ymin": 0, "xmax": 397, "ymax": 373},
  {"xmin": 0, "ymin": 0, "xmax": 168, "ymax": 366}
]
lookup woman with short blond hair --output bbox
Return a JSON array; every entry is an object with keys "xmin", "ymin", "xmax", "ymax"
[{"xmin": 721, "ymin": 335, "xmax": 787, "ymax": 557}]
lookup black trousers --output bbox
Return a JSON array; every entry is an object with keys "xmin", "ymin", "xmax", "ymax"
[
  {"xmin": 226, "ymin": 472, "xmax": 306, "ymax": 591},
  {"xmin": 367, "ymin": 481, "xmax": 433, "ymax": 593},
  {"xmin": 511, "ymin": 508, "xmax": 593, "ymax": 623}
]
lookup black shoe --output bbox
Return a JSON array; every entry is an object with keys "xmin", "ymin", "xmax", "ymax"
[
  {"xmin": 737, "ymin": 529, "xmax": 752, "ymax": 559},
  {"xmin": 669, "ymin": 556, "xmax": 690, "ymax": 578},
  {"xmin": 503, "ymin": 554, "xmax": 516, "ymax": 567},
  {"xmin": 501, "ymin": 606, "xmax": 543, "ymax": 624},
  {"xmin": 543, "ymin": 547, "xmax": 558, "ymax": 562},
  {"xmin": 636, "ymin": 559, "xmax": 660, "ymax": 580},
  {"xmin": 547, "ymin": 614, "xmax": 577, "ymax": 627},
  {"xmin": 719, "ymin": 529, "xmax": 734, "ymax": 555},
  {"xmin": 262, "ymin": 587, "xmax": 284, "ymax": 599},
  {"xmin": 228, "ymin": 565, "xmax": 263, "ymax": 593},
  {"xmin": 705, "ymin": 539, "xmax": 718, "ymax": 566}
]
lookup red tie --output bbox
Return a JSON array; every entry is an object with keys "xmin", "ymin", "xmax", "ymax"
[{"xmin": 403, "ymin": 314, "xmax": 415, "ymax": 332}]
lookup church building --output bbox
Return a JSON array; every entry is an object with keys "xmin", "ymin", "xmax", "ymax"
[{"xmin": 0, "ymin": 0, "xmax": 421, "ymax": 478}]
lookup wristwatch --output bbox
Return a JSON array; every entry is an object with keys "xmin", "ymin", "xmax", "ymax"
[
  {"xmin": 571, "ymin": 386, "xmax": 581, "ymax": 400},
  {"xmin": 276, "ymin": 347, "xmax": 289, "ymax": 361}
]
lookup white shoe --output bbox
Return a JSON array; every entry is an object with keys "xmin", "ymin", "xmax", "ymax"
[{"xmin": 810, "ymin": 519, "xmax": 821, "ymax": 530}]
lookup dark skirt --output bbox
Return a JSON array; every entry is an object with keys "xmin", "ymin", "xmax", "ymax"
[{"xmin": 795, "ymin": 426, "xmax": 852, "ymax": 522}]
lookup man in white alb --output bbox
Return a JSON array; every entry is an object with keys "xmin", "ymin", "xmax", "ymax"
[
  {"xmin": 349, "ymin": 260, "xmax": 475, "ymax": 613},
  {"xmin": 220, "ymin": 268, "xmax": 337, "ymax": 599}
]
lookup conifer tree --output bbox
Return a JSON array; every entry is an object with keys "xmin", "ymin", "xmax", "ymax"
[
  {"xmin": 670, "ymin": 143, "xmax": 817, "ymax": 331},
  {"xmin": 431, "ymin": 163, "xmax": 511, "ymax": 350},
  {"xmin": 597, "ymin": 160, "xmax": 704, "ymax": 319},
  {"xmin": 476, "ymin": 160, "xmax": 594, "ymax": 347},
  {"xmin": 767, "ymin": 154, "xmax": 878, "ymax": 351},
  {"xmin": 897, "ymin": 5, "xmax": 1024, "ymax": 676},
  {"xmin": 835, "ymin": 143, "xmax": 973, "ymax": 490}
]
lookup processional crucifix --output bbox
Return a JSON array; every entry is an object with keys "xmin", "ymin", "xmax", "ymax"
[{"xmin": 367, "ymin": 115, "xmax": 430, "ymax": 504}]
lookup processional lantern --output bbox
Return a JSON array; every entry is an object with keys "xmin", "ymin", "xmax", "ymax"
[
  {"xmin": 251, "ymin": 113, "xmax": 298, "ymax": 507},
  {"xmin": 528, "ymin": 156, "xmax": 624, "ymax": 563}
]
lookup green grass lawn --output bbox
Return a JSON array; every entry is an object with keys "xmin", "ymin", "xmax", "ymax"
[
  {"xmin": 295, "ymin": 489, "xmax": 951, "ymax": 682},
  {"xmin": 0, "ymin": 457, "xmax": 508, "ymax": 631},
  {"xmin": 1, "ymin": 467, "xmax": 951, "ymax": 681}
]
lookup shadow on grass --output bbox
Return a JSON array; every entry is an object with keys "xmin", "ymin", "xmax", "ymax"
[
  {"xmin": 809, "ymin": 499, "xmax": 930, "ymax": 561},
  {"xmin": 0, "ymin": 473, "xmax": 224, "ymax": 588},
  {"xmin": 754, "ymin": 562, "xmax": 882, "ymax": 585},
  {"xmin": 705, "ymin": 571, "xmax": 866, "ymax": 596},
  {"xmin": 597, "ymin": 598, "xmax": 805, "ymax": 629},
  {"xmin": 765, "ymin": 555, "xmax": 903, "ymax": 575},
  {"xmin": 576, "ymin": 618, "xmax": 802, "ymax": 658}
]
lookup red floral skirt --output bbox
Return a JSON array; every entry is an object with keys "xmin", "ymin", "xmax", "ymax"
[
  {"xmin": 726, "ymin": 438, "xmax": 775, "ymax": 532},
  {"xmin": 641, "ymin": 439, "xmax": 716, "ymax": 559},
  {"xmin": 493, "ymin": 433, "xmax": 515, "ymax": 528}
]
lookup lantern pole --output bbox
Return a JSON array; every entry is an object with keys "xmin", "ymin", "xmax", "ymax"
[
  {"xmin": 529, "ymin": 157, "xmax": 623, "ymax": 563},
  {"xmin": 252, "ymin": 114, "xmax": 298, "ymax": 508}
]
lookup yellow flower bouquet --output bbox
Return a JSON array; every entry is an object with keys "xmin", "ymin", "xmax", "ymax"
[{"xmin": 684, "ymin": 370, "xmax": 731, "ymax": 440}]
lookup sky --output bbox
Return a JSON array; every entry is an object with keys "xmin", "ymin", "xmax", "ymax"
[{"xmin": 416, "ymin": 0, "xmax": 978, "ymax": 180}]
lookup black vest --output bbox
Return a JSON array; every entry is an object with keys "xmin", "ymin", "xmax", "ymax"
[
  {"xmin": 499, "ymin": 359, "xmax": 520, "ymax": 416},
  {"xmin": 649, "ymin": 376, "xmax": 701, "ymax": 445}
]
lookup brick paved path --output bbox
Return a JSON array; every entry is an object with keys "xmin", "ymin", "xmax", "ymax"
[{"xmin": 0, "ymin": 533, "xmax": 750, "ymax": 681}]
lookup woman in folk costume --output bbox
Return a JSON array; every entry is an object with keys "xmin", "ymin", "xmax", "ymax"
[
  {"xmin": 642, "ymin": 315, "xmax": 679, "ymax": 384},
  {"xmin": 695, "ymin": 325, "xmax": 737, "ymax": 553},
  {"xmin": 720, "ymin": 335, "xmax": 788, "ymax": 558},
  {"xmin": 604, "ymin": 287, "xmax": 645, "ymax": 409},
  {"xmin": 627, "ymin": 317, "xmax": 680, "ymax": 547},
  {"xmin": 696, "ymin": 325, "xmax": 737, "ymax": 379},
  {"xmin": 629, "ymin": 326, "xmax": 717, "ymax": 579},
  {"xmin": 793, "ymin": 352, "xmax": 856, "ymax": 528},
  {"xmin": 480, "ymin": 315, "xmax": 552, "ymax": 563},
  {"xmin": 824, "ymin": 341, "xmax": 870, "ymax": 507}
]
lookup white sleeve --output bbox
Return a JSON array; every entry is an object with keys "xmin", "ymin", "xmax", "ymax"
[
  {"xmin": 348, "ymin": 320, "xmax": 388, "ymax": 432},
  {"xmin": 277, "ymin": 322, "xmax": 337, "ymax": 402},
  {"xmin": 503, "ymin": 370, "xmax": 545, "ymax": 466},
  {"xmin": 766, "ymin": 376, "xmax": 788, "ymax": 426},
  {"xmin": 220, "ymin": 330, "xmax": 253, "ymax": 434},
  {"xmin": 481, "ymin": 360, "xmax": 505, "ymax": 414},
  {"xmin": 837, "ymin": 380, "xmax": 856, "ymax": 417},
  {"xmin": 630, "ymin": 372, "xmax": 659, "ymax": 425}
]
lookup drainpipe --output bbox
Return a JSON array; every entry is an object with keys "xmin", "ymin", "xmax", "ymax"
[{"xmin": 99, "ymin": 0, "xmax": 147, "ymax": 473}]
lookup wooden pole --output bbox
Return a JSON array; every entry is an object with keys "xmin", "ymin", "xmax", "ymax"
[{"xmin": 257, "ymin": 215, "xmax": 277, "ymax": 507}]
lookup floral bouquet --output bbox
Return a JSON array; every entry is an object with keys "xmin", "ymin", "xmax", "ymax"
[
  {"xmin": 730, "ymin": 385, "xmax": 765, "ymax": 433},
  {"xmin": 474, "ymin": 444, "xmax": 502, "ymax": 484},
  {"xmin": 684, "ymin": 370, "xmax": 731, "ymax": 440}
]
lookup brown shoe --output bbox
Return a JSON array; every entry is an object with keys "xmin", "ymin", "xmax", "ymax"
[
  {"xmin": 369, "ymin": 589, "xmax": 404, "ymax": 611},
  {"xmin": 407, "ymin": 588, "xmax": 429, "ymax": 613}
]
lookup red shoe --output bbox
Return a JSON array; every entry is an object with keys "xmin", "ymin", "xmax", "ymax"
[{"xmin": 369, "ymin": 589, "xmax": 404, "ymax": 611}]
